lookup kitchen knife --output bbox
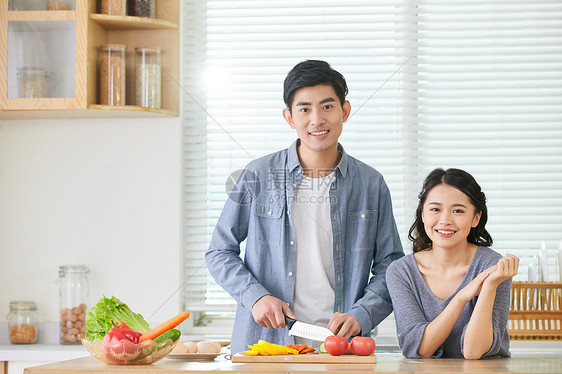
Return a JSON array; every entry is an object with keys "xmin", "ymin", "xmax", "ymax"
[{"xmin": 284, "ymin": 316, "xmax": 333, "ymax": 342}]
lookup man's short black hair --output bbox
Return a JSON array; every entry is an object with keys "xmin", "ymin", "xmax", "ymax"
[{"xmin": 283, "ymin": 60, "xmax": 348, "ymax": 110}]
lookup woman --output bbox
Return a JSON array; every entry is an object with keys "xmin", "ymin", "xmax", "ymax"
[{"xmin": 387, "ymin": 168, "xmax": 519, "ymax": 359}]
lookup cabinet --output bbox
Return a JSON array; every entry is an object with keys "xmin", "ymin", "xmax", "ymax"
[{"xmin": 0, "ymin": 0, "xmax": 179, "ymax": 119}]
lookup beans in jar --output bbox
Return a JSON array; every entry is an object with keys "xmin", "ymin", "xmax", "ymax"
[
  {"xmin": 10, "ymin": 324, "xmax": 37, "ymax": 344},
  {"xmin": 60, "ymin": 303, "xmax": 87, "ymax": 343},
  {"xmin": 128, "ymin": 0, "xmax": 154, "ymax": 18},
  {"xmin": 101, "ymin": 0, "xmax": 126, "ymax": 15}
]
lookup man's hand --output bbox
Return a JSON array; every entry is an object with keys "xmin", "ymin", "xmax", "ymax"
[
  {"xmin": 251, "ymin": 295, "xmax": 295, "ymax": 329},
  {"xmin": 327, "ymin": 312, "xmax": 361, "ymax": 339}
]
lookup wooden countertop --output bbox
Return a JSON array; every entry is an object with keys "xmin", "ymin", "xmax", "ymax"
[{"xmin": 23, "ymin": 355, "xmax": 562, "ymax": 374}]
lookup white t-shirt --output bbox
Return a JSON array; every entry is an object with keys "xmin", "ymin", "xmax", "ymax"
[{"xmin": 291, "ymin": 173, "xmax": 336, "ymax": 346}]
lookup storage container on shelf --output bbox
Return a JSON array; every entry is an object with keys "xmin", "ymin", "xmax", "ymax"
[
  {"xmin": 128, "ymin": 0, "xmax": 154, "ymax": 18},
  {"xmin": 58, "ymin": 265, "xmax": 90, "ymax": 344},
  {"xmin": 7, "ymin": 300, "xmax": 38, "ymax": 344},
  {"xmin": 98, "ymin": 44, "xmax": 126, "ymax": 106},
  {"xmin": 135, "ymin": 46, "xmax": 161, "ymax": 109},
  {"xmin": 101, "ymin": 0, "xmax": 126, "ymax": 15},
  {"xmin": 47, "ymin": 0, "xmax": 73, "ymax": 10},
  {"xmin": 17, "ymin": 67, "xmax": 48, "ymax": 98}
]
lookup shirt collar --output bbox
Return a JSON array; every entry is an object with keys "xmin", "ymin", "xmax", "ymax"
[{"xmin": 287, "ymin": 139, "xmax": 349, "ymax": 178}]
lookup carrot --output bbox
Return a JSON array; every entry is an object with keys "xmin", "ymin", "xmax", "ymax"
[{"xmin": 138, "ymin": 312, "xmax": 190, "ymax": 343}]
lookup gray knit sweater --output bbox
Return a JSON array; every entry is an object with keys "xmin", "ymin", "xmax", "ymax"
[{"xmin": 386, "ymin": 246, "xmax": 511, "ymax": 359}]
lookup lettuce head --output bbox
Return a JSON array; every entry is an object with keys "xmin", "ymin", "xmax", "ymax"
[{"xmin": 85, "ymin": 295, "xmax": 150, "ymax": 341}]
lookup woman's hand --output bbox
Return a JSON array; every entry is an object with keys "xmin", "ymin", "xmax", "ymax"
[
  {"xmin": 456, "ymin": 265, "xmax": 496, "ymax": 303},
  {"xmin": 484, "ymin": 254, "xmax": 519, "ymax": 288}
]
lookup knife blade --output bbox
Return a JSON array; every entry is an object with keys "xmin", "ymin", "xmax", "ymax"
[{"xmin": 284, "ymin": 316, "xmax": 333, "ymax": 342}]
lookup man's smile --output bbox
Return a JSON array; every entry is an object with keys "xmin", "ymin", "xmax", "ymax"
[{"xmin": 310, "ymin": 130, "xmax": 329, "ymax": 136}]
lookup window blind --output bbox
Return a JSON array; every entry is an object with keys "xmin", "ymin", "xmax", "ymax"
[{"xmin": 181, "ymin": 0, "xmax": 562, "ymax": 334}]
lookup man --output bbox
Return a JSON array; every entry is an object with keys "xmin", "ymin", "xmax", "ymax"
[{"xmin": 205, "ymin": 60, "xmax": 404, "ymax": 354}]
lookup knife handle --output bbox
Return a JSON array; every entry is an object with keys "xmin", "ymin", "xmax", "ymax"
[{"xmin": 284, "ymin": 315, "xmax": 296, "ymax": 329}]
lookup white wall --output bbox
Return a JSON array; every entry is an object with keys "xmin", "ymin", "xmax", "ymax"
[{"xmin": 0, "ymin": 116, "xmax": 182, "ymax": 326}]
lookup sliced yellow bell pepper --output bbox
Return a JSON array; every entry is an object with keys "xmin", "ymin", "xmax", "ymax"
[{"xmin": 244, "ymin": 340, "xmax": 300, "ymax": 356}]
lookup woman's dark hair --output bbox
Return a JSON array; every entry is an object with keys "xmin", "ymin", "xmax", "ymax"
[
  {"xmin": 283, "ymin": 60, "xmax": 348, "ymax": 110},
  {"xmin": 408, "ymin": 168, "xmax": 493, "ymax": 252}
]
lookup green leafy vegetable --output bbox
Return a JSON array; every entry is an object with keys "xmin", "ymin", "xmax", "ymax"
[{"xmin": 85, "ymin": 295, "xmax": 150, "ymax": 341}]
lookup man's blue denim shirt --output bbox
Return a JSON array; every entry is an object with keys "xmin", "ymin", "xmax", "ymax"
[{"xmin": 206, "ymin": 139, "xmax": 404, "ymax": 354}]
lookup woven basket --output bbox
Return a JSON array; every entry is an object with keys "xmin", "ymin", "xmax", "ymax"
[{"xmin": 508, "ymin": 282, "xmax": 562, "ymax": 340}]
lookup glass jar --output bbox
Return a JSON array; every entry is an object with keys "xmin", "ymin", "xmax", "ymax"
[
  {"xmin": 47, "ymin": 0, "xmax": 72, "ymax": 10},
  {"xmin": 17, "ymin": 67, "xmax": 48, "ymax": 98},
  {"xmin": 58, "ymin": 265, "xmax": 89, "ymax": 344},
  {"xmin": 7, "ymin": 301, "xmax": 38, "ymax": 344},
  {"xmin": 128, "ymin": 0, "xmax": 154, "ymax": 18},
  {"xmin": 101, "ymin": 0, "xmax": 126, "ymax": 15},
  {"xmin": 98, "ymin": 44, "xmax": 126, "ymax": 106},
  {"xmin": 135, "ymin": 47, "xmax": 161, "ymax": 109}
]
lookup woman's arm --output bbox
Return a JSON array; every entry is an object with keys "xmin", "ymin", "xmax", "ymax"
[
  {"xmin": 462, "ymin": 255, "xmax": 519, "ymax": 359},
  {"xmin": 416, "ymin": 267, "xmax": 495, "ymax": 357}
]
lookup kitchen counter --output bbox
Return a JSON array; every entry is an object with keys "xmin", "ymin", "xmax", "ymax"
[
  {"xmin": 0, "ymin": 323, "xmax": 89, "ymax": 363},
  {"xmin": 0, "ymin": 343, "xmax": 88, "ymax": 362},
  {"xmin": 22, "ymin": 354, "xmax": 562, "ymax": 374},
  {"xmin": 3, "ymin": 322, "xmax": 561, "ymax": 373}
]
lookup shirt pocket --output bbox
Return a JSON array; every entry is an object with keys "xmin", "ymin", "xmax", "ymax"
[
  {"xmin": 254, "ymin": 203, "xmax": 284, "ymax": 244},
  {"xmin": 347, "ymin": 210, "xmax": 378, "ymax": 251}
]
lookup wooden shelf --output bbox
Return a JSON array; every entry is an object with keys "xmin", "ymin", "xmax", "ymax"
[
  {"xmin": 89, "ymin": 14, "xmax": 178, "ymax": 30},
  {"xmin": 0, "ymin": 0, "xmax": 179, "ymax": 117},
  {"xmin": 0, "ymin": 107, "xmax": 177, "ymax": 120},
  {"xmin": 89, "ymin": 104, "xmax": 177, "ymax": 116}
]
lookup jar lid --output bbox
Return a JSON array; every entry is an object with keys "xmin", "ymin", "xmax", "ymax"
[
  {"xmin": 59, "ymin": 265, "xmax": 90, "ymax": 276},
  {"xmin": 9, "ymin": 301, "xmax": 37, "ymax": 310},
  {"xmin": 99, "ymin": 44, "xmax": 126, "ymax": 51},
  {"xmin": 135, "ymin": 46, "xmax": 161, "ymax": 53},
  {"xmin": 17, "ymin": 66, "xmax": 48, "ymax": 77}
]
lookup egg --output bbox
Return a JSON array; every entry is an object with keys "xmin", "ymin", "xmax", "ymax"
[
  {"xmin": 184, "ymin": 341, "xmax": 198, "ymax": 353},
  {"xmin": 210, "ymin": 341, "xmax": 222, "ymax": 352},
  {"xmin": 196, "ymin": 341, "xmax": 221, "ymax": 353},
  {"xmin": 171, "ymin": 342, "xmax": 189, "ymax": 354}
]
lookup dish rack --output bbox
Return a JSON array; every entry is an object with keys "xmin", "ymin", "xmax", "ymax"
[{"xmin": 508, "ymin": 282, "xmax": 562, "ymax": 340}]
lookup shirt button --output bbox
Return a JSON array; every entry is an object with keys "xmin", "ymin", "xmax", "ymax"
[
  {"xmin": 290, "ymin": 241, "xmax": 295, "ymax": 245},
  {"xmin": 337, "ymin": 276, "xmax": 341, "ymax": 282},
  {"xmin": 333, "ymin": 214, "xmax": 337, "ymax": 220},
  {"xmin": 288, "ymin": 210, "xmax": 291, "ymax": 215},
  {"xmin": 293, "ymin": 183, "xmax": 297, "ymax": 187},
  {"xmin": 288, "ymin": 272, "xmax": 294, "ymax": 277},
  {"xmin": 361, "ymin": 213, "xmax": 365, "ymax": 219},
  {"xmin": 336, "ymin": 244, "xmax": 339, "ymax": 251},
  {"xmin": 268, "ymin": 211, "xmax": 272, "ymax": 216}
]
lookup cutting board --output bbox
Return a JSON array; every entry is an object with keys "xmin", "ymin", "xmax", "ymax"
[{"xmin": 232, "ymin": 352, "xmax": 376, "ymax": 363}]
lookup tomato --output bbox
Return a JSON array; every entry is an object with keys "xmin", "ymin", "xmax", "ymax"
[
  {"xmin": 324, "ymin": 335, "xmax": 349, "ymax": 356},
  {"xmin": 102, "ymin": 322, "xmax": 144, "ymax": 363},
  {"xmin": 350, "ymin": 336, "xmax": 375, "ymax": 356},
  {"xmin": 344, "ymin": 341, "xmax": 353, "ymax": 354}
]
